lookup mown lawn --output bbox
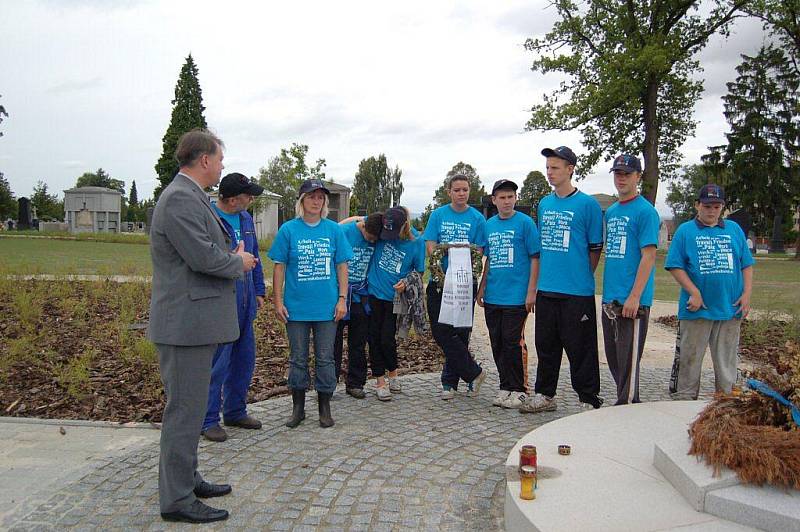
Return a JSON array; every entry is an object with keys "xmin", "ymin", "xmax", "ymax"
[
  {"xmin": 1, "ymin": 236, "xmax": 797, "ymax": 313},
  {"xmin": 0, "ymin": 236, "xmax": 274, "ymax": 279}
]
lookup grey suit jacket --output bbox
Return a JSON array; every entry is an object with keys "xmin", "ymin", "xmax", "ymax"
[{"xmin": 147, "ymin": 173, "xmax": 243, "ymax": 346}]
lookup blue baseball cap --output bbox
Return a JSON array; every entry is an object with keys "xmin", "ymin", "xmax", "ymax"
[
  {"xmin": 698, "ymin": 184, "xmax": 725, "ymax": 204},
  {"xmin": 297, "ymin": 179, "xmax": 330, "ymax": 198},
  {"xmin": 541, "ymin": 146, "xmax": 577, "ymax": 165},
  {"xmin": 610, "ymin": 154, "xmax": 642, "ymax": 173}
]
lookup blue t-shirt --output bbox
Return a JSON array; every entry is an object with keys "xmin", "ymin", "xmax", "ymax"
[
  {"xmin": 602, "ymin": 196, "xmax": 660, "ymax": 307},
  {"xmin": 367, "ymin": 236, "xmax": 426, "ymax": 302},
  {"xmin": 665, "ymin": 219, "xmax": 754, "ymax": 321},
  {"xmin": 484, "ymin": 212, "xmax": 541, "ymax": 306},
  {"xmin": 341, "ymin": 221, "xmax": 374, "ymax": 284},
  {"xmin": 268, "ymin": 217, "xmax": 353, "ymax": 321},
  {"xmin": 422, "ymin": 204, "xmax": 487, "ymax": 271},
  {"xmin": 212, "ymin": 204, "xmax": 242, "ymax": 242},
  {"xmin": 537, "ymin": 190, "xmax": 604, "ymax": 296}
]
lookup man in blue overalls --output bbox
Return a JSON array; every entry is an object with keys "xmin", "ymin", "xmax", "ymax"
[{"xmin": 202, "ymin": 173, "xmax": 266, "ymax": 442}]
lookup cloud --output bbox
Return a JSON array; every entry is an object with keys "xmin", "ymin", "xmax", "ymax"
[
  {"xmin": 46, "ymin": 77, "xmax": 103, "ymax": 95},
  {"xmin": 59, "ymin": 160, "xmax": 85, "ymax": 168}
]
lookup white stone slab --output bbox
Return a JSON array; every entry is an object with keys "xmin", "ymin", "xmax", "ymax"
[
  {"xmin": 504, "ymin": 401, "xmax": 755, "ymax": 531},
  {"xmin": 654, "ymin": 434, "xmax": 739, "ymax": 510},
  {"xmin": 705, "ymin": 484, "xmax": 800, "ymax": 532}
]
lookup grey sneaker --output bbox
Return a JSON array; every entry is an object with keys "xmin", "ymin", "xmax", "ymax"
[
  {"xmin": 387, "ymin": 377, "xmax": 402, "ymax": 393},
  {"xmin": 466, "ymin": 370, "xmax": 486, "ymax": 397},
  {"xmin": 519, "ymin": 393, "xmax": 557, "ymax": 413},
  {"xmin": 376, "ymin": 386, "xmax": 392, "ymax": 401},
  {"xmin": 502, "ymin": 392, "xmax": 528, "ymax": 409},
  {"xmin": 493, "ymin": 390, "xmax": 511, "ymax": 407},
  {"xmin": 441, "ymin": 385, "xmax": 455, "ymax": 400}
]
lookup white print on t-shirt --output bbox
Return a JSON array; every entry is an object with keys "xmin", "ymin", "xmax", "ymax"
[
  {"xmin": 540, "ymin": 210, "xmax": 574, "ymax": 252},
  {"xmin": 606, "ymin": 215, "xmax": 630, "ymax": 259},
  {"xmin": 297, "ymin": 237, "xmax": 332, "ymax": 281},
  {"xmin": 349, "ymin": 246, "xmax": 374, "ymax": 281},
  {"xmin": 696, "ymin": 234, "xmax": 734, "ymax": 274},
  {"xmin": 440, "ymin": 221, "xmax": 472, "ymax": 244},
  {"xmin": 378, "ymin": 243, "xmax": 407, "ymax": 274},
  {"xmin": 488, "ymin": 230, "xmax": 515, "ymax": 269}
]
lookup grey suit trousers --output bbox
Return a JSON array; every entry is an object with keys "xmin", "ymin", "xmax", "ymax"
[{"xmin": 157, "ymin": 343, "xmax": 216, "ymax": 513}]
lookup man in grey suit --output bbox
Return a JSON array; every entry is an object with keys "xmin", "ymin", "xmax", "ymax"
[{"xmin": 148, "ymin": 128, "xmax": 257, "ymax": 524}]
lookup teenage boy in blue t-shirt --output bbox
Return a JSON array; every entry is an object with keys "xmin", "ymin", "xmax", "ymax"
[
  {"xmin": 333, "ymin": 213, "xmax": 383, "ymax": 399},
  {"xmin": 476, "ymin": 179, "xmax": 540, "ymax": 409},
  {"xmin": 665, "ymin": 184, "xmax": 754, "ymax": 400},
  {"xmin": 600, "ymin": 155, "xmax": 660, "ymax": 405},
  {"xmin": 423, "ymin": 173, "xmax": 488, "ymax": 400},
  {"xmin": 520, "ymin": 146, "xmax": 605, "ymax": 413}
]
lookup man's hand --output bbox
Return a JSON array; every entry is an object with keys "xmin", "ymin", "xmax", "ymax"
[
  {"xmin": 622, "ymin": 294, "xmax": 641, "ymax": 319},
  {"xmin": 476, "ymin": 287, "xmax": 485, "ymax": 307},
  {"xmin": 525, "ymin": 291, "xmax": 536, "ymax": 314},
  {"xmin": 733, "ymin": 293, "xmax": 751, "ymax": 318},
  {"xmin": 273, "ymin": 300, "xmax": 289, "ymax": 323},
  {"xmin": 334, "ymin": 298, "xmax": 347, "ymax": 322},
  {"xmin": 235, "ymin": 241, "xmax": 258, "ymax": 272},
  {"xmin": 393, "ymin": 279, "xmax": 407, "ymax": 293},
  {"xmin": 256, "ymin": 295, "xmax": 265, "ymax": 310},
  {"xmin": 686, "ymin": 290, "xmax": 706, "ymax": 312}
]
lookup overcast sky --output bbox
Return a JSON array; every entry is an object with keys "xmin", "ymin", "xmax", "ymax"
[{"xmin": 0, "ymin": 0, "xmax": 769, "ymax": 216}]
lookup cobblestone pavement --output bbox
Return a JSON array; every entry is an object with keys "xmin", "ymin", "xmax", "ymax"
[{"xmin": 7, "ymin": 353, "xmax": 717, "ymax": 531}]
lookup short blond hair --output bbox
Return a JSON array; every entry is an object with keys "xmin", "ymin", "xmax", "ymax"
[{"xmin": 295, "ymin": 192, "xmax": 330, "ymax": 219}]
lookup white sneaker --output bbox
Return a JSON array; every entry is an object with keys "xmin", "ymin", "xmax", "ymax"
[
  {"xmin": 502, "ymin": 392, "xmax": 528, "ymax": 409},
  {"xmin": 519, "ymin": 393, "xmax": 557, "ymax": 413},
  {"xmin": 387, "ymin": 377, "xmax": 402, "ymax": 393},
  {"xmin": 376, "ymin": 386, "xmax": 392, "ymax": 401},
  {"xmin": 493, "ymin": 390, "xmax": 511, "ymax": 407},
  {"xmin": 441, "ymin": 386, "xmax": 455, "ymax": 400}
]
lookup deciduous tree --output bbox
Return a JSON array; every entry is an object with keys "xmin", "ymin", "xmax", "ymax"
[
  {"xmin": 350, "ymin": 154, "xmax": 404, "ymax": 214},
  {"xmin": 256, "ymin": 143, "xmax": 326, "ymax": 222},
  {"xmin": 31, "ymin": 181, "xmax": 63, "ymax": 221},
  {"xmin": 519, "ymin": 170, "xmax": 551, "ymax": 221},
  {"xmin": 525, "ymin": 0, "xmax": 748, "ymax": 204},
  {"xmin": 0, "ymin": 173, "xmax": 16, "ymax": 221}
]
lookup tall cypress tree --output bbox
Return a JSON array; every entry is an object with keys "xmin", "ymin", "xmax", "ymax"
[
  {"xmin": 154, "ymin": 55, "xmax": 208, "ymax": 199},
  {"xmin": 128, "ymin": 180, "xmax": 138, "ymax": 207}
]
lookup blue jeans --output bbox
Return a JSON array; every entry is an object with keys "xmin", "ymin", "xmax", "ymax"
[
  {"xmin": 286, "ymin": 320, "xmax": 338, "ymax": 394},
  {"xmin": 203, "ymin": 321, "xmax": 256, "ymax": 430}
]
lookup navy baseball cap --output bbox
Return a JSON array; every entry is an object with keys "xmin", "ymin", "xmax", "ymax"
[
  {"xmin": 297, "ymin": 179, "xmax": 330, "ymax": 198},
  {"xmin": 219, "ymin": 173, "xmax": 264, "ymax": 198},
  {"xmin": 698, "ymin": 184, "xmax": 725, "ymax": 204},
  {"xmin": 610, "ymin": 154, "xmax": 642, "ymax": 173},
  {"xmin": 491, "ymin": 179, "xmax": 518, "ymax": 195},
  {"xmin": 380, "ymin": 207, "xmax": 407, "ymax": 240},
  {"xmin": 541, "ymin": 146, "xmax": 577, "ymax": 165}
]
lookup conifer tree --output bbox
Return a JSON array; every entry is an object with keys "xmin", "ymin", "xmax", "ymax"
[{"xmin": 154, "ymin": 55, "xmax": 208, "ymax": 199}]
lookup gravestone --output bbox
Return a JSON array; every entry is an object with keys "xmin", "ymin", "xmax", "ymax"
[{"xmin": 17, "ymin": 197, "xmax": 32, "ymax": 230}]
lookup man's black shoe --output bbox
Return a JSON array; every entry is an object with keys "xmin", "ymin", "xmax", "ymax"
[
  {"xmin": 346, "ymin": 387, "xmax": 366, "ymax": 399},
  {"xmin": 161, "ymin": 500, "xmax": 229, "ymax": 523},
  {"xmin": 223, "ymin": 415, "xmax": 262, "ymax": 430},
  {"xmin": 194, "ymin": 480, "xmax": 232, "ymax": 498}
]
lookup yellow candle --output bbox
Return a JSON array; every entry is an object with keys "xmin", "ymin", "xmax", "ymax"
[{"xmin": 520, "ymin": 465, "xmax": 536, "ymax": 500}]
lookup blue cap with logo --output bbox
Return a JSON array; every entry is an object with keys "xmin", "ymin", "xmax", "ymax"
[
  {"xmin": 610, "ymin": 154, "xmax": 642, "ymax": 173},
  {"xmin": 698, "ymin": 184, "xmax": 725, "ymax": 204},
  {"xmin": 297, "ymin": 178, "xmax": 330, "ymax": 198},
  {"xmin": 380, "ymin": 207, "xmax": 407, "ymax": 240},
  {"xmin": 541, "ymin": 146, "xmax": 577, "ymax": 165}
]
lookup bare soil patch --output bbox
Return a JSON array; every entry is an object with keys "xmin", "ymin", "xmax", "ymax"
[{"xmin": 0, "ymin": 280, "xmax": 442, "ymax": 423}]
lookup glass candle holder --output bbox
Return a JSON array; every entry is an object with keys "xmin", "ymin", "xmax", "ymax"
[{"xmin": 520, "ymin": 465, "xmax": 536, "ymax": 500}]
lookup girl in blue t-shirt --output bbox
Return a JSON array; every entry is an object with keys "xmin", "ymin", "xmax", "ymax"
[
  {"xmin": 268, "ymin": 179, "xmax": 353, "ymax": 429},
  {"xmin": 367, "ymin": 207, "xmax": 425, "ymax": 401}
]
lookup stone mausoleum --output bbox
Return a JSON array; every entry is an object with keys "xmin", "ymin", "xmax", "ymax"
[{"xmin": 63, "ymin": 186, "xmax": 122, "ymax": 233}]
